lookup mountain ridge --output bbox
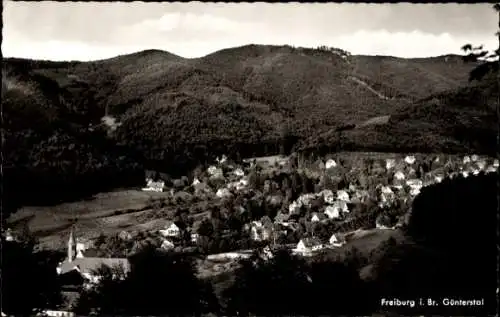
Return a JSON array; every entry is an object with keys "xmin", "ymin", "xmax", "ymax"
[{"xmin": 2, "ymin": 44, "xmax": 495, "ymax": 211}]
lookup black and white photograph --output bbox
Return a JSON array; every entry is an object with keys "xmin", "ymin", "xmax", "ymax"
[{"xmin": 2, "ymin": 2, "xmax": 499, "ymax": 316}]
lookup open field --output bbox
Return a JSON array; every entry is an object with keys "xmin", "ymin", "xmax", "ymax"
[{"xmin": 8, "ymin": 189, "xmax": 169, "ymax": 248}]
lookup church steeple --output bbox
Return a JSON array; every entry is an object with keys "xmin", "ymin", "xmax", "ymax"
[{"xmin": 67, "ymin": 226, "xmax": 77, "ymax": 262}]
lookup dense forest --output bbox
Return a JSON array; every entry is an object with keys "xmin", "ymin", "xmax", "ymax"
[{"xmin": 2, "ymin": 43, "xmax": 496, "ymax": 217}]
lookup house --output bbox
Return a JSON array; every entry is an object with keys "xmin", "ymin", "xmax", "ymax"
[
  {"xmin": 325, "ymin": 200, "xmax": 349, "ymax": 219},
  {"xmin": 161, "ymin": 239, "xmax": 175, "ymax": 250},
  {"xmin": 318, "ymin": 189, "xmax": 335, "ymax": 204},
  {"xmin": 394, "ymin": 170, "xmax": 406, "ymax": 181},
  {"xmin": 294, "ymin": 237, "xmax": 324, "ymax": 255},
  {"xmin": 192, "ymin": 178, "xmax": 201, "ymax": 186},
  {"xmin": 476, "ymin": 160, "xmax": 486, "ymax": 170},
  {"xmin": 486, "ymin": 165, "xmax": 497, "ymax": 174},
  {"xmin": 493, "ymin": 159, "xmax": 499, "ymax": 168},
  {"xmin": 250, "ymin": 221, "xmax": 273, "ymax": 241},
  {"xmin": 216, "ymin": 188, "xmax": 233, "ymax": 198},
  {"xmin": 311, "ymin": 213, "xmax": 320, "ymax": 222},
  {"xmin": 159, "ymin": 222, "xmax": 181, "ymax": 238},
  {"xmin": 385, "ymin": 158, "xmax": 396, "ymax": 170},
  {"xmin": 404, "ymin": 155, "xmax": 416, "ymax": 165},
  {"xmin": 329, "ymin": 233, "xmax": 345, "ymax": 247},
  {"xmin": 118, "ymin": 230, "xmax": 132, "ymax": 241},
  {"xmin": 4, "ymin": 228, "xmax": 15, "ymax": 241},
  {"xmin": 227, "ymin": 179, "xmax": 248, "ymax": 191},
  {"xmin": 379, "ymin": 185, "xmax": 395, "ymax": 204},
  {"xmin": 297, "ymin": 193, "xmax": 317, "ymax": 207},
  {"xmin": 233, "ymin": 168, "xmax": 245, "ymax": 177},
  {"xmin": 190, "ymin": 233, "xmax": 199, "ymax": 243},
  {"xmin": 406, "ymin": 179, "xmax": 423, "ymax": 196},
  {"xmin": 142, "ymin": 179, "xmax": 165, "ymax": 192},
  {"xmin": 216, "ymin": 155, "xmax": 228, "ymax": 164},
  {"xmin": 310, "ymin": 212, "xmax": 326, "ymax": 223},
  {"xmin": 57, "ymin": 229, "xmax": 129, "ymax": 285},
  {"xmin": 463, "ymin": 156, "xmax": 471, "ymax": 164},
  {"xmin": 325, "ymin": 159, "xmax": 337, "ymax": 169},
  {"xmin": 38, "ymin": 310, "xmax": 75, "ymax": 317},
  {"xmin": 74, "ymin": 237, "xmax": 95, "ymax": 259},
  {"xmin": 260, "ymin": 245, "xmax": 274, "ymax": 260},
  {"xmin": 207, "ymin": 166, "xmax": 224, "ymax": 179},
  {"xmin": 336, "ymin": 190, "xmax": 350, "ymax": 202},
  {"xmin": 289, "ymin": 201, "xmax": 301, "ymax": 214}
]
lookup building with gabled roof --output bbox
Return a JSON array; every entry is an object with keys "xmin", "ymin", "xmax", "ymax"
[{"xmin": 57, "ymin": 228, "xmax": 129, "ymax": 285}]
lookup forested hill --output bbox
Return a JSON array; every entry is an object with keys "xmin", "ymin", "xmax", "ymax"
[{"xmin": 2, "ymin": 44, "xmax": 493, "ymax": 212}]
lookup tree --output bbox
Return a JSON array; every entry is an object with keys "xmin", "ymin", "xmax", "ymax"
[
  {"xmin": 461, "ymin": 4, "xmax": 500, "ymax": 81},
  {"xmin": 76, "ymin": 246, "xmax": 219, "ymax": 316},
  {"xmin": 223, "ymin": 248, "xmax": 311, "ymax": 316},
  {"xmin": 380, "ymin": 173, "xmax": 498, "ymax": 315},
  {"xmin": 1, "ymin": 240, "xmax": 63, "ymax": 316}
]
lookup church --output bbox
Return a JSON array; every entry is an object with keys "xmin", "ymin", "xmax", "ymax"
[{"xmin": 57, "ymin": 228, "xmax": 130, "ymax": 285}]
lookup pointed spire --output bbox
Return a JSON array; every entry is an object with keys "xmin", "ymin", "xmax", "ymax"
[{"xmin": 67, "ymin": 225, "xmax": 77, "ymax": 262}]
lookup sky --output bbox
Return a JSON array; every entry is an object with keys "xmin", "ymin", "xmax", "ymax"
[{"xmin": 2, "ymin": 2, "xmax": 498, "ymax": 61}]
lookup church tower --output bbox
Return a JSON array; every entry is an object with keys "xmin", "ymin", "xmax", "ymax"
[{"xmin": 67, "ymin": 227, "xmax": 77, "ymax": 263}]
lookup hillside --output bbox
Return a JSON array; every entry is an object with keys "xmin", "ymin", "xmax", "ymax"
[{"xmin": 2, "ymin": 44, "xmax": 490, "ymax": 211}]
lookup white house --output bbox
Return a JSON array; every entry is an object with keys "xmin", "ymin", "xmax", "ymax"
[
  {"xmin": 207, "ymin": 166, "xmax": 224, "ymax": 179},
  {"xmin": 406, "ymin": 179, "xmax": 423, "ymax": 196},
  {"xmin": 289, "ymin": 201, "xmax": 302, "ymax": 214},
  {"xmin": 336, "ymin": 190, "xmax": 350, "ymax": 202},
  {"xmin": 216, "ymin": 188, "xmax": 233, "ymax": 198},
  {"xmin": 336, "ymin": 200, "xmax": 349, "ymax": 213},
  {"xmin": 329, "ymin": 234, "xmax": 345, "ymax": 247},
  {"xmin": 385, "ymin": 158, "xmax": 396, "ymax": 170},
  {"xmin": 461, "ymin": 171, "xmax": 469, "ymax": 178},
  {"xmin": 192, "ymin": 178, "xmax": 201, "ymax": 186},
  {"xmin": 161, "ymin": 239, "xmax": 175, "ymax": 250},
  {"xmin": 250, "ymin": 221, "xmax": 272, "ymax": 241},
  {"xmin": 297, "ymin": 193, "xmax": 317, "ymax": 207},
  {"xmin": 261, "ymin": 246, "xmax": 274, "ymax": 260},
  {"xmin": 142, "ymin": 179, "xmax": 165, "ymax": 192},
  {"xmin": 486, "ymin": 165, "xmax": 497, "ymax": 174},
  {"xmin": 379, "ymin": 185, "xmax": 395, "ymax": 205},
  {"xmin": 190, "ymin": 233, "xmax": 199, "ymax": 243},
  {"xmin": 311, "ymin": 213, "xmax": 320, "ymax": 222},
  {"xmin": 318, "ymin": 189, "xmax": 335, "ymax": 204},
  {"xmin": 294, "ymin": 238, "xmax": 324, "ymax": 255},
  {"xmin": 394, "ymin": 171, "xmax": 406, "ymax": 181},
  {"xmin": 5, "ymin": 228, "xmax": 15, "ymax": 241},
  {"xmin": 476, "ymin": 160, "xmax": 486, "ymax": 170},
  {"xmin": 325, "ymin": 159, "xmax": 338, "ymax": 169},
  {"xmin": 216, "ymin": 155, "xmax": 228, "ymax": 164},
  {"xmin": 404, "ymin": 155, "xmax": 416, "ymax": 165},
  {"xmin": 493, "ymin": 159, "xmax": 499, "ymax": 168},
  {"xmin": 39, "ymin": 310, "xmax": 75, "ymax": 317},
  {"xmin": 463, "ymin": 156, "xmax": 471, "ymax": 164},
  {"xmin": 324, "ymin": 206, "xmax": 340, "ymax": 219},
  {"xmin": 159, "ymin": 222, "xmax": 180, "ymax": 238},
  {"xmin": 233, "ymin": 168, "xmax": 245, "ymax": 177}
]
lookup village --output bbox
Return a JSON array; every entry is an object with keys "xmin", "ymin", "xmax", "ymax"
[{"xmin": 18, "ymin": 151, "xmax": 494, "ymax": 296}]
